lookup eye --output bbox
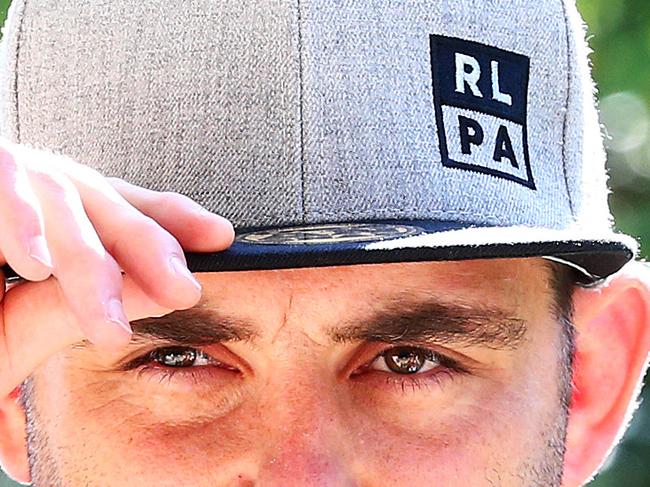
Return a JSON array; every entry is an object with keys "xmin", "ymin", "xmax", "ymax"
[
  {"xmin": 120, "ymin": 345, "xmax": 242, "ymax": 387},
  {"xmin": 150, "ymin": 346, "xmax": 212, "ymax": 368},
  {"xmin": 369, "ymin": 346, "xmax": 442, "ymax": 374},
  {"xmin": 122, "ymin": 345, "xmax": 239, "ymax": 373}
]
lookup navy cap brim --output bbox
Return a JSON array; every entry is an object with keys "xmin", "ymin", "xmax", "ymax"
[
  {"xmin": 1, "ymin": 220, "xmax": 636, "ymax": 285},
  {"xmin": 184, "ymin": 220, "xmax": 636, "ymax": 284}
]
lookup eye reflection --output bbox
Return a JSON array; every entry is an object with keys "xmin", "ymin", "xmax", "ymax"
[
  {"xmin": 371, "ymin": 346, "xmax": 441, "ymax": 374},
  {"xmin": 151, "ymin": 347, "xmax": 211, "ymax": 368}
]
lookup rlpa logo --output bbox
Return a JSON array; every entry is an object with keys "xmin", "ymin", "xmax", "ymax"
[{"xmin": 429, "ymin": 35, "xmax": 535, "ymax": 189}]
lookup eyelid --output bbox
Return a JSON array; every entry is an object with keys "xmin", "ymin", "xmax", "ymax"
[
  {"xmin": 121, "ymin": 347, "xmax": 214, "ymax": 370},
  {"xmin": 369, "ymin": 347, "xmax": 443, "ymax": 373},
  {"xmin": 117, "ymin": 343, "xmax": 253, "ymax": 376},
  {"xmin": 341, "ymin": 341, "xmax": 468, "ymax": 380}
]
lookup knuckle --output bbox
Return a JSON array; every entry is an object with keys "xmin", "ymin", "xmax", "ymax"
[
  {"xmin": 65, "ymin": 244, "xmax": 120, "ymax": 277},
  {"xmin": 136, "ymin": 216, "xmax": 178, "ymax": 247},
  {"xmin": 111, "ymin": 177, "xmax": 157, "ymax": 201},
  {"xmin": 129, "ymin": 213, "xmax": 164, "ymax": 235}
]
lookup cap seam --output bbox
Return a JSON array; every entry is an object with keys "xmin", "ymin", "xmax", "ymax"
[
  {"xmin": 559, "ymin": 0, "xmax": 576, "ymax": 218},
  {"xmin": 13, "ymin": 0, "xmax": 27, "ymax": 143},
  {"xmin": 239, "ymin": 208, "xmax": 571, "ymax": 227},
  {"xmin": 9, "ymin": 0, "xmax": 27, "ymax": 143},
  {"xmin": 296, "ymin": 0, "xmax": 306, "ymax": 223}
]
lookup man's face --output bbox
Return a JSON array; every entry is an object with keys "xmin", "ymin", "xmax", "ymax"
[{"xmin": 23, "ymin": 258, "xmax": 571, "ymax": 486}]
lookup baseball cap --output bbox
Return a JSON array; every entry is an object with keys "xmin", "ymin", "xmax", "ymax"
[{"xmin": 0, "ymin": 0, "xmax": 638, "ymax": 283}]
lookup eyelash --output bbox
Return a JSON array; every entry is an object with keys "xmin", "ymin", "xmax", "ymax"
[
  {"xmin": 121, "ymin": 344, "xmax": 468, "ymax": 393},
  {"xmin": 352, "ymin": 346, "xmax": 468, "ymax": 393},
  {"xmin": 121, "ymin": 346, "xmax": 240, "ymax": 385}
]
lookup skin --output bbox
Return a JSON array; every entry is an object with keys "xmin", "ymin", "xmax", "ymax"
[
  {"xmin": 0, "ymin": 139, "xmax": 234, "ymax": 349},
  {"xmin": 22, "ymin": 259, "xmax": 569, "ymax": 486},
  {"xmin": 0, "ymin": 142, "xmax": 647, "ymax": 486}
]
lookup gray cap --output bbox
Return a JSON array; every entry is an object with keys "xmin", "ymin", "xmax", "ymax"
[{"xmin": 0, "ymin": 0, "xmax": 638, "ymax": 282}]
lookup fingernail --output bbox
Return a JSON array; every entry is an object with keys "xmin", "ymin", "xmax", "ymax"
[
  {"xmin": 216, "ymin": 215, "xmax": 235, "ymax": 230},
  {"xmin": 195, "ymin": 208, "xmax": 231, "ymax": 228},
  {"xmin": 106, "ymin": 298, "xmax": 132, "ymax": 336},
  {"xmin": 28, "ymin": 235, "xmax": 53, "ymax": 268},
  {"xmin": 169, "ymin": 255, "xmax": 202, "ymax": 292}
]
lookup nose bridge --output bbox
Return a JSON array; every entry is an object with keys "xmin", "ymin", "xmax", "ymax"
[
  {"xmin": 258, "ymin": 423, "xmax": 356, "ymax": 487},
  {"xmin": 256, "ymin": 377, "xmax": 357, "ymax": 486}
]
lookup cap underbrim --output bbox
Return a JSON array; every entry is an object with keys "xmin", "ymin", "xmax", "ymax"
[{"xmin": 183, "ymin": 220, "xmax": 637, "ymax": 284}]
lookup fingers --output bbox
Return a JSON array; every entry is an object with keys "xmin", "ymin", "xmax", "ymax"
[
  {"xmin": 0, "ymin": 148, "xmax": 53, "ymax": 280},
  {"xmin": 0, "ymin": 275, "xmax": 174, "ymax": 398},
  {"xmin": 50, "ymin": 164, "xmax": 206, "ymax": 310},
  {"xmin": 0, "ymin": 140, "xmax": 234, "ymax": 355},
  {"xmin": 0, "ymin": 279, "xmax": 74, "ymax": 397},
  {"xmin": 83, "ymin": 204, "xmax": 203, "ymax": 311},
  {"xmin": 28, "ymin": 168, "xmax": 133, "ymax": 349},
  {"xmin": 107, "ymin": 177, "xmax": 235, "ymax": 251}
]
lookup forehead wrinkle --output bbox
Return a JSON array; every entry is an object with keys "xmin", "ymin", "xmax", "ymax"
[{"xmin": 268, "ymin": 287, "xmax": 294, "ymax": 345}]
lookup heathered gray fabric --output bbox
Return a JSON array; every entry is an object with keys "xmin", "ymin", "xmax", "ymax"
[
  {"xmin": 561, "ymin": 0, "xmax": 612, "ymax": 230},
  {"xmin": 4, "ymin": 0, "xmax": 305, "ymax": 227},
  {"xmin": 0, "ymin": 0, "xmax": 634, "ymax": 249},
  {"xmin": 299, "ymin": 0, "xmax": 570, "ymax": 227},
  {"xmin": 0, "ymin": 0, "xmax": 23, "ymax": 142}
]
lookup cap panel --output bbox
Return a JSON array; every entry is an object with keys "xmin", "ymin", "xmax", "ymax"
[
  {"xmin": 12, "ymin": 0, "xmax": 305, "ymax": 227},
  {"xmin": 0, "ymin": 0, "xmax": 638, "ymax": 283},
  {"xmin": 0, "ymin": 0, "xmax": 25, "ymax": 141},
  {"xmin": 561, "ymin": 0, "xmax": 613, "ymax": 232},
  {"xmin": 299, "ymin": 0, "xmax": 575, "ymax": 228},
  {"xmin": 0, "ymin": 0, "xmax": 621, "ymax": 237}
]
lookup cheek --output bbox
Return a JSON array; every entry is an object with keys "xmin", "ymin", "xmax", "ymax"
[
  {"xmin": 32, "ymin": 360, "xmax": 264, "ymax": 485},
  {"xmin": 33, "ymin": 369, "xmax": 556, "ymax": 486},
  {"xmin": 342, "ymin": 338, "xmax": 566, "ymax": 484},
  {"xmin": 342, "ymin": 381, "xmax": 555, "ymax": 485},
  {"xmin": 30, "ymin": 317, "xmax": 566, "ymax": 486}
]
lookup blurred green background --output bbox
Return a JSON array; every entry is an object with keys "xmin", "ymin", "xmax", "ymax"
[
  {"xmin": 576, "ymin": 0, "xmax": 650, "ymax": 485},
  {"xmin": 0, "ymin": 0, "xmax": 647, "ymax": 485}
]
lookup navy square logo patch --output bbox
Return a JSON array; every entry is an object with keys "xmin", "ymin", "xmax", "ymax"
[{"xmin": 429, "ymin": 35, "xmax": 535, "ymax": 189}]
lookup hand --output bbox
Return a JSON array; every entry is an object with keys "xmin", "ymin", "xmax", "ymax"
[
  {"xmin": 0, "ymin": 273, "xmax": 179, "ymax": 397},
  {"xmin": 0, "ymin": 138, "xmax": 234, "ymax": 351}
]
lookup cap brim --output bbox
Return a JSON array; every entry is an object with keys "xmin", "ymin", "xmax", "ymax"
[
  {"xmin": 184, "ymin": 220, "xmax": 637, "ymax": 284},
  {"xmin": 1, "ymin": 220, "xmax": 636, "ymax": 284}
]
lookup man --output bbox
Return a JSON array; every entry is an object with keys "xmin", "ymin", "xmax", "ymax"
[{"xmin": 0, "ymin": 0, "xmax": 646, "ymax": 485}]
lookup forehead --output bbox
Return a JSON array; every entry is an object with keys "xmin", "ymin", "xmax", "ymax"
[{"xmin": 195, "ymin": 258, "xmax": 552, "ymax": 318}]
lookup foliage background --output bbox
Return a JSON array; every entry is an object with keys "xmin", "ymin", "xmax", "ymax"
[
  {"xmin": 576, "ymin": 0, "xmax": 650, "ymax": 485},
  {"xmin": 0, "ymin": 0, "xmax": 647, "ymax": 485}
]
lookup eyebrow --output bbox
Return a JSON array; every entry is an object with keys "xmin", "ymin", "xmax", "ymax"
[
  {"xmin": 128, "ymin": 308, "xmax": 258, "ymax": 346},
  {"xmin": 329, "ymin": 298, "xmax": 527, "ymax": 350},
  {"xmin": 120, "ymin": 297, "xmax": 525, "ymax": 352}
]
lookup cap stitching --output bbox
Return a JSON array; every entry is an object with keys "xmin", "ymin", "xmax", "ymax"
[
  {"xmin": 11, "ymin": 0, "xmax": 28, "ymax": 143},
  {"xmin": 296, "ymin": 0, "xmax": 306, "ymax": 223},
  {"xmin": 559, "ymin": 0, "xmax": 576, "ymax": 217}
]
